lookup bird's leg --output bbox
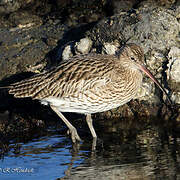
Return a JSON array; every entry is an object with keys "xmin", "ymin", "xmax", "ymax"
[
  {"xmin": 50, "ymin": 105, "xmax": 82, "ymax": 143},
  {"xmin": 86, "ymin": 114, "xmax": 97, "ymax": 150}
]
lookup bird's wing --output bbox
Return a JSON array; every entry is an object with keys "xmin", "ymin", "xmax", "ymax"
[
  {"xmin": 9, "ymin": 54, "xmax": 116, "ymax": 99},
  {"xmin": 9, "ymin": 71, "xmax": 51, "ymax": 98}
]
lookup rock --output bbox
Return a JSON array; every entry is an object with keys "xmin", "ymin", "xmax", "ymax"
[
  {"xmin": 8, "ymin": 11, "xmax": 42, "ymax": 27},
  {"xmin": 146, "ymin": 50, "xmax": 165, "ymax": 79},
  {"xmin": 102, "ymin": 41, "xmax": 120, "ymax": 55},
  {"xmin": 135, "ymin": 82, "xmax": 154, "ymax": 101},
  {"xmin": 0, "ymin": 22, "xmax": 67, "ymax": 80},
  {"xmin": 87, "ymin": 4, "xmax": 180, "ymax": 53},
  {"xmin": 111, "ymin": 0, "xmax": 137, "ymax": 14},
  {"xmin": 0, "ymin": 0, "xmax": 22, "ymax": 14},
  {"xmin": 0, "ymin": 110, "xmax": 9, "ymax": 121},
  {"xmin": 0, "ymin": 0, "xmax": 52, "ymax": 16},
  {"xmin": 166, "ymin": 47, "xmax": 180, "ymax": 104},
  {"xmin": 171, "ymin": 92, "xmax": 180, "ymax": 104},
  {"xmin": 167, "ymin": 47, "xmax": 180, "ymax": 83},
  {"xmin": 62, "ymin": 45, "xmax": 73, "ymax": 61},
  {"xmin": 75, "ymin": 38, "xmax": 93, "ymax": 54}
]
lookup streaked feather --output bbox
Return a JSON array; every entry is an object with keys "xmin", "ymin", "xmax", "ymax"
[{"xmin": 8, "ymin": 44, "xmax": 144, "ymax": 114}]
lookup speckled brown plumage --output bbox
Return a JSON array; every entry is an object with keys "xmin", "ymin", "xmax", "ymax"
[
  {"xmin": 8, "ymin": 43, "xmax": 168, "ymax": 148},
  {"xmin": 10, "ymin": 54, "xmax": 115, "ymax": 100},
  {"xmin": 9, "ymin": 44, "xmax": 144, "ymax": 112}
]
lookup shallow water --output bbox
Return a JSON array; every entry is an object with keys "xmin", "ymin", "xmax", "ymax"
[{"xmin": 0, "ymin": 118, "xmax": 179, "ymax": 180}]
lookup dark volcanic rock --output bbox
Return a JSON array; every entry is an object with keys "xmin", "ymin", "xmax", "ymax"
[{"xmin": 0, "ymin": 22, "xmax": 66, "ymax": 81}]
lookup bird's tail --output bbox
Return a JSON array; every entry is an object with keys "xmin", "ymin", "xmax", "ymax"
[
  {"xmin": 0, "ymin": 86, "xmax": 11, "ymax": 89},
  {"xmin": 8, "ymin": 74, "xmax": 47, "ymax": 98}
]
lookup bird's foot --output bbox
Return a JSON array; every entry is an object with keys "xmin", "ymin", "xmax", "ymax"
[{"xmin": 67, "ymin": 127, "xmax": 82, "ymax": 143}]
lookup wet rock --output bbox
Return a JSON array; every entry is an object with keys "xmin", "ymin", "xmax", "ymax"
[
  {"xmin": 0, "ymin": 0, "xmax": 52, "ymax": 16},
  {"xmin": 139, "ymin": 0, "xmax": 176, "ymax": 8},
  {"xmin": 0, "ymin": 110, "xmax": 9, "ymax": 121},
  {"xmin": 62, "ymin": 37, "xmax": 93, "ymax": 60},
  {"xmin": 54, "ymin": 0, "xmax": 108, "ymax": 26},
  {"xmin": 177, "ymin": 111, "xmax": 180, "ymax": 122},
  {"xmin": 140, "ymin": 50, "xmax": 167, "ymax": 103},
  {"xmin": 0, "ymin": 0, "xmax": 108, "ymax": 28},
  {"xmin": 156, "ymin": 0, "xmax": 176, "ymax": 6},
  {"xmin": 146, "ymin": 51, "xmax": 165, "ymax": 79}
]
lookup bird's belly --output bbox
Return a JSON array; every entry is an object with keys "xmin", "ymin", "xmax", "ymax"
[{"xmin": 40, "ymin": 93, "xmax": 134, "ymax": 114}]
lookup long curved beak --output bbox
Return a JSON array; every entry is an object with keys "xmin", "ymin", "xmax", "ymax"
[{"xmin": 139, "ymin": 65, "xmax": 172, "ymax": 104}]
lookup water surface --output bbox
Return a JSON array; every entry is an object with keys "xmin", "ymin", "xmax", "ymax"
[{"xmin": 0, "ymin": 118, "xmax": 179, "ymax": 180}]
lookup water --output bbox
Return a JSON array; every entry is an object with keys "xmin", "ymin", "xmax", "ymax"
[{"xmin": 0, "ymin": 118, "xmax": 179, "ymax": 180}]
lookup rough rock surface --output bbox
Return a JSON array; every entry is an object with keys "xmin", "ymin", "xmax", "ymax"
[
  {"xmin": 0, "ymin": 0, "xmax": 35, "ymax": 14},
  {"xmin": 167, "ymin": 47, "xmax": 180, "ymax": 104},
  {"xmin": 0, "ymin": 22, "xmax": 66, "ymax": 80},
  {"xmin": 167, "ymin": 47, "xmax": 180, "ymax": 83},
  {"xmin": 75, "ymin": 38, "xmax": 93, "ymax": 54}
]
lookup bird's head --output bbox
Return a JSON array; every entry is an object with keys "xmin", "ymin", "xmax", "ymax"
[
  {"xmin": 117, "ymin": 43, "xmax": 145, "ymax": 70},
  {"xmin": 117, "ymin": 43, "xmax": 171, "ymax": 104}
]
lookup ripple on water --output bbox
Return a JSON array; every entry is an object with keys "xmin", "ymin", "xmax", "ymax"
[
  {"xmin": 0, "ymin": 135, "xmax": 83, "ymax": 180},
  {"xmin": 0, "ymin": 121, "xmax": 179, "ymax": 180}
]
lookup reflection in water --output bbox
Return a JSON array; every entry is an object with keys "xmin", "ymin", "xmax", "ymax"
[
  {"xmin": 0, "ymin": 135, "xmax": 83, "ymax": 180},
  {"xmin": 62, "ymin": 127, "xmax": 180, "ymax": 180},
  {"xmin": 0, "ymin": 118, "xmax": 179, "ymax": 180}
]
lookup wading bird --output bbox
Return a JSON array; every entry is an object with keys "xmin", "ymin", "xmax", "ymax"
[{"xmin": 7, "ymin": 43, "xmax": 170, "ymax": 148}]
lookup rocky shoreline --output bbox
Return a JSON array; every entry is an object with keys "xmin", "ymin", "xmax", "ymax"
[{"xmin": 0, "ymin": 0, "xmax": 179, "ymax": 144}]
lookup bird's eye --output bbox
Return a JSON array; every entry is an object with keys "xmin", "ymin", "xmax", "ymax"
[{"xmin": 131, "ymin": 57, "xmax": 136, "ymax": 61}]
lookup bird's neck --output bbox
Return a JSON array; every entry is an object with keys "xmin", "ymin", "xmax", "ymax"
[{"xmin": 114, "ymin": 66, "xmax": 143, "ymax": 88}]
